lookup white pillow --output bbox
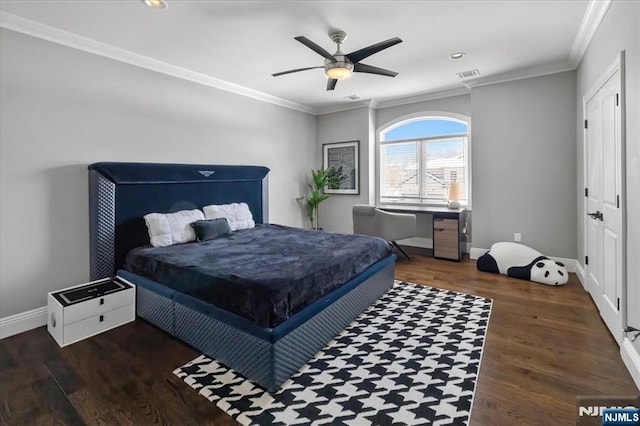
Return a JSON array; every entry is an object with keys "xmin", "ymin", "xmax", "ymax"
[
  {"xmin": 144, "ymin": 209, "xmax": 205, "ymax": 247},
  {"xmin": 202, "ymin": 203, "xmax": 255, "ymax": 231}
]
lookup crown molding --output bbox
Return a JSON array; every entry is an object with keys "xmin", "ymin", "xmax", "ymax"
[
  {"xmin": 462, "ymin": 0, "xmax": 611, "ymax": 89},
  {"xmin": 314, "ymin": 86, "xmax": 471, "ymax": 116},
  {"xmin": 373, "ymin": 86, "xmax": 470, "ymax": 110},
  {"xmin": 325, "ymin": 57, "xmax": 576, "ymax": 113},
  {"xmin": 1, "ymin": 0, "xmax": 611, "ymax": 117},
  {"xmin": 568, "ymin": 0, "xmax": 613, "ymax": 68},
  {"xmin": 461, "ymin": 61, "xmax": 575, "ymax": 89},
  {"xmin": 314, "ymin": 99, "xmax": 374, "ymax": 115},
  {"xmin": 0, "ymin": 11, "xmax": 315, "ymax": 115}
]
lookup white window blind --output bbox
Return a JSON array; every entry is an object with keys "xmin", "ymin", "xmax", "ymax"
[
  {"xmin": 380, "ymin": 141, "xmax": 419, "ymax": 199},
  {"xmin": 380, "ymin": 135, "xmax": 468, "ymax": 204}
]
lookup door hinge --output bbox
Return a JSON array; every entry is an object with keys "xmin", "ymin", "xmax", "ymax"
[
  {"xmin": 617, "ymin": 195, "xmax": 620, "ymax": 208},
  {"xmin": 616, "ymin": 93, "xmax": 619, "ymax": 106},
  {"xmin": 585, "ymin": 188, "xmax": 589, "ymax": 197},
  {"xmin": 584, "ymin": 119, "xmax": 588, "ymax": 129},
  {"xmin": 585, "ymin": 256, "xmax": 589, "ymax": 266}
]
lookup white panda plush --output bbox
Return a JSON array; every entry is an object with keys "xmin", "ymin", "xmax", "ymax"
[{"xmin": 477, "ymin": 242, "xmax": 568, "ymax": 286}]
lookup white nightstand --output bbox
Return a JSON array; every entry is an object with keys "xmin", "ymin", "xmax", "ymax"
[{"xmin": 47, "ymin": 276, "xmax": 135, "ymax": 347}]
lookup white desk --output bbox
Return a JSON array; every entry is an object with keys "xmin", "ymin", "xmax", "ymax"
[{"xmin": 378, "ymin": 205, "xmax": 467, "ymax": 261}]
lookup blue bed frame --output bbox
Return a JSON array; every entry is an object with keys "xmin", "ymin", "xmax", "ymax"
[{"xmin": 88, "ymin": 162, "xmax": 395, "ymax": 392}]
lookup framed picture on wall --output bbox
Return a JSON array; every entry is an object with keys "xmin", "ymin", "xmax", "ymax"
[{"xmin": 322, "ymin": 140, "xmax": 359, "ymax": 195}]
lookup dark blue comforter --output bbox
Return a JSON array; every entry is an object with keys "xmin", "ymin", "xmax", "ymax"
[{"xmin": 124, "ymin": 224, "xmax": 392, "ymax": 327}]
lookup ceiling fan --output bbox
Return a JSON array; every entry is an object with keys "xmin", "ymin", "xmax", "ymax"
[{"xmin": 272, "ymin": 30, "xmax": 403, "ymax": 91}]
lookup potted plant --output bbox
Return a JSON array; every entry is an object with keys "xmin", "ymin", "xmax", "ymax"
[{"xmin": 301, "ymin": 167, "xmax": 347, "ymax": 229}]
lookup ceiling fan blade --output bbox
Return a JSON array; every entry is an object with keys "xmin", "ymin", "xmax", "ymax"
[
  {"xmin": 353, "ymin": 62, "xmax": 398, "ymax": 77},
  {"xmin": 327, "ymin": 78, "xmax": 337, "ymax": 91},
  {"xmin": 294, "ymin": 36, "xmax": 336, "ymax": 60},
  {"xmin": 272, "ymin": 66, "xmax": 324, "ymax": 77},
  {"xmin": 347, "ymin": 37, "xmax": 402, "ymax": 64}
]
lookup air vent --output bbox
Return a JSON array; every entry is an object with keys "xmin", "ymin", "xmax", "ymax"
[
  {"xmin": 457, "ymin": 69, "xmax": 480, "ymax": 79},
  {"xmin": 343, "ymin": 95, "xmax": 361, "ymax": 101}
]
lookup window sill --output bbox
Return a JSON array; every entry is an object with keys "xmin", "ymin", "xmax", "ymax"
[
  {"xmin": 379, "ymin": 201, "xmax": 469, "ymax": 207},
  {"xmin": 377, "ymin": 204, "xmax": 469, "ymax": 214},
  {"xmin": 378, "ymin": 202, "xmax": 471, "ymax": 213}
]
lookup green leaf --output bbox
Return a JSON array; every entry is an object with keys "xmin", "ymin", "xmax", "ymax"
[
  {"xmin": 302, "ymin": 168, "xmax": 333, "ymax": 228},
  {"xmin": 311, "ymin": 168, "xmax": 329, "ymax": 190},
  {"xmin": 316, "ymin": 194, "xmax": 330, "ymax": 203}
]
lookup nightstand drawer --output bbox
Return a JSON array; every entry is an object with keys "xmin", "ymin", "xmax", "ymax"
[
  {"xmin": 63, "ymin": 304, "xmax": 134, "ymax": 346},
  {"xmin": 64, "ymin": 287, "xmax": 134, "ymax": 325},
  {"xmin": 433, "ymin": 218, "xmax": 461, "ymax": 260},
  {"xmin": 434, "ymin": 238, "xmax": 459, "ymax": 259},
  {"xmin": 433, "ymin": 218, "xmax": 458, "ymax": 231}
]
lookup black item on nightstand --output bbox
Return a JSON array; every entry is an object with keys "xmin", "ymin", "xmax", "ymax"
[{"xmin": 52, "ymin": 277, "xmax": 131, "ymax": 307}]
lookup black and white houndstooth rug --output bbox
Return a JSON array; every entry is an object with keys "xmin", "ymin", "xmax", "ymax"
[{"xmin": 174, "ymin": 281, "xmax": 492, "ymax": 425}]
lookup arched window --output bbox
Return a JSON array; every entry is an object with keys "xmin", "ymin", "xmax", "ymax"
[{"xmin": 378, "ymin": 114, "xmax": 470, "ymax": 206}]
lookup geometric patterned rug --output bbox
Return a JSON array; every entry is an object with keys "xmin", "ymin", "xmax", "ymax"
[{"xmin": 174, "ymin": 281, "xmax": 492, "ymax": 425}]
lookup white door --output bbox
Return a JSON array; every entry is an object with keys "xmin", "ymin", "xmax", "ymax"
[{"xmin": 585, "ymin": 68, "xmax": 623, "ymax": 343}]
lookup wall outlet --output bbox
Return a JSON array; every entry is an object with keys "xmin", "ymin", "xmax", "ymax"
[{"xmin": 514, "ymin": 233, "xmax": 522, "ymax": 242}]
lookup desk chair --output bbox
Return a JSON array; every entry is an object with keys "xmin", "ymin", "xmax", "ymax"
[{"xmin": 352, "ymin": 205, "xmax": 417, "ymax": 260}]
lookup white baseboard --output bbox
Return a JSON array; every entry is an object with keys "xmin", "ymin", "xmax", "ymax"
[
  {"xmin": 575, "ymin": 261, "xmax": 586, "ymax": 289},
  {"xmin": 621, "ymin": 338, "xmax": 640, "ymax": 391},
  {"xmin": 0, "ymin": 306, "xmax": 47, "ymax": 339},
  {"xmin": 552, "ymin": 257, "xmax": 577, "ymax": 274},
  {"xmin": 469, "ymin": 246, "xmax": 577, "ymax": 273},
  {"xmin": 470, "ymin": 247, "xmax": 487, "ymax": 260}
]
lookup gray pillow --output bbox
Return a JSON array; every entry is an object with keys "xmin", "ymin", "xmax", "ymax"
[{"xmin": 190, "ymin": 218, "xmax": 232, "ymax": 242}]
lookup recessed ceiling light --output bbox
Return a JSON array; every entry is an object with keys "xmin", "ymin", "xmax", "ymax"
[
  {"xmin": 142, "ymin": 0, "xmax": 168, "ymax": 9},
  {"xmin": 450, "ymin": 52, "xmax": 465, "ymax": 60}
]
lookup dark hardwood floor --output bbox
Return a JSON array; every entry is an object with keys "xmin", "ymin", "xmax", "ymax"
[{"xmin": 0, "ymin": 256, "xmax": 636, "ymax": 425}]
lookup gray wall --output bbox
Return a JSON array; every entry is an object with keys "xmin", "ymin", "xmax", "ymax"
[
  {"xmin": 471, "ymin": 71, "xmax": 577, "ymax": 258},
  {"xmin": 576, "ymin": 0, "xmax": 640, "ymax": 328},
  {"xmin": 316, "ymin": 107, "xmax": 372, "ymax": 233},
  {"xmin": 317, "ymin": 72, "xmax": 579, "ymax": 262},
  {"xmin": 0, "ymin": 30, "xmax": 316, "ymax": 319}
]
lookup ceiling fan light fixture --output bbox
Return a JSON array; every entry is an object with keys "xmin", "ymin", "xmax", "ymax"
[
  {"xmin": 273, "ymin": 31, "xmax": 401, "ymax": 90},
  {"xmin": 325, "ymin": 67, "xmax": 352, "ymax": 80},
  {"xmin": 142, "ymin": 0, "xmax": 168, "ymax": 9},
  {"xmin": 325, "ymin": 62, "xmax": 354, "ymax": 80}
]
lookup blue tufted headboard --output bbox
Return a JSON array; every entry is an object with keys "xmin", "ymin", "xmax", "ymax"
[{"xmin": 88, "ymin": 162, "xmax": 270, "ymax": 280}]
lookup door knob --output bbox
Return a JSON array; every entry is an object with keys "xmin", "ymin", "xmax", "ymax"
[{"xmin": 587, "ymin": 211, "xmax": 603, "ymax": 221}]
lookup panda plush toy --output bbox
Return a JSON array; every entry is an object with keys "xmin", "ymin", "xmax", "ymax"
[{"xmin": 476, "ymin": 242, "xmax": 568, "ymax": 286}]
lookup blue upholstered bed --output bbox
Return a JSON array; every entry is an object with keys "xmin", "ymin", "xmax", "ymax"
[{"xmin": 88, "ymin": 162, "xmax": 395, "ymax": 392}]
